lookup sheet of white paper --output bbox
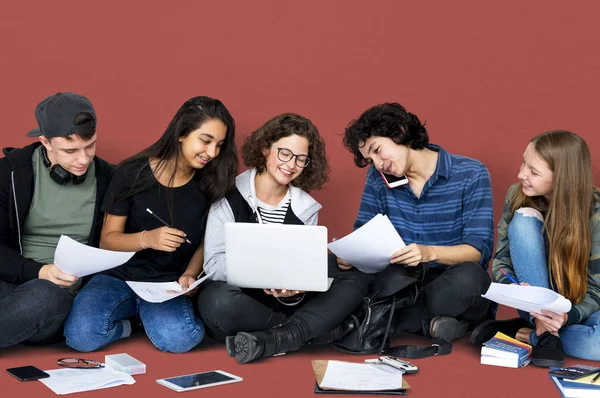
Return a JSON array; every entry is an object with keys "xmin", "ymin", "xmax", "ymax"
[
  {"xmin": 39, "ymin": 367, "xmax": 135, "ymax": 395},
  {"xmin": 482, "ymin": 283, "xmax": 572, "ymax": 313},
  {"xmin": 319, "ymin": 361, "xmax": 403, "ymax": 391},
  {"xmin": 327, "ymin": 214, "xmax": 405, "ymax": 273},
  {"xmin": 54, "ymin": 235, "xmax": 135, "ymax": 277},
  {"xmin": 127, "ymin": 276, "xmax": 208, "ymax": 303}
]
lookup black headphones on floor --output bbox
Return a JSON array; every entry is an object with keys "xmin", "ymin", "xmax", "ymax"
[{"xmin": 40, "ymin": 146, "xmax": 88, "ymax": 185}]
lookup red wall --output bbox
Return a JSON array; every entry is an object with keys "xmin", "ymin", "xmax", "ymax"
[{"xmin": 1, "ymin": 1, "xmax": 599, "ymax": 240}]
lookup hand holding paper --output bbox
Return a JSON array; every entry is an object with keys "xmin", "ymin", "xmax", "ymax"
[
  {"xmin": 54, "ymin": 235, "xmax": 135, "ymax": 277},
  {"xmin": 126, "ymin": 275, "xmax": 208, "ymax": 303},
  {"xmin": 327, "ymin": 214, "xmax": 405, "ymax": 274},
  {"xmin": 482, "ymin": 282, "xmax": 572, "ymax": 314},
  {"xmin": 39, "ymin": 263, "xmax": 79, "ymax": 287},
  {"xmin": 178, "ymin": 274, "xmax": 199, "ymax": 293},
  {"xmin": 390, "ymin": 243, "xmax": 434, "ymax": 267}
]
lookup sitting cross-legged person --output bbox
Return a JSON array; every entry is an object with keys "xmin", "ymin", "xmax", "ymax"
[
  {"xmin": 339, "ymin": 102, "xmax": 495, "ymax": 343},
  {"xmin": 471, "ymin": 130, "xmax": 600, "ymax": 367},
  {"xmin": 0, "ymin": 92, "xmax": 112, "ymax": 349},
  {"xmin": 64, "ymin": 96, "xmax": 238, "ymax": 353},
  {"xmin": 197, "ymin": 113, "xmax": 373, "ymax": 364}
]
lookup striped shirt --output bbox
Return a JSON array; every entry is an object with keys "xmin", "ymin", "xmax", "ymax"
[
  {"xmin": 257, "ymin": 192, "xmax": 291, "ymax": 224},
  {"xmin": 354, "ymin": 144, "xmax": 494, "ymax": 269}
]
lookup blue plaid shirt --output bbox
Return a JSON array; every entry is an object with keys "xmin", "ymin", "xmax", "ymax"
[{"xmin": 354, "ymin": 144, "xmax": 494, "ymax": 269}]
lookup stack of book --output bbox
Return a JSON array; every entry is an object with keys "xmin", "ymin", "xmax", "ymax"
[
  {"xmin": 550, "ymin": 367, "xmax": 600, "ymax": 398},
  {"xmin": 480, "ymin": 332, "xmax": 532, "ymax": 368}
]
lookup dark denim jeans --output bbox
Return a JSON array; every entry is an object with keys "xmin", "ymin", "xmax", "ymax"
[
  {"xmin": 197, "ymin": 254, "xmax": 372, "ymax": 342},
  {"xmin": 0, "ymin": 279, "xmax": 73, "ymax": 348},
  {"xmin": 392, "ymin": 261, "xmax": 492, "ymax": 334},
  {"xmin": 64, "ymin": 275, "xmax": 204, "ymax": 353}
]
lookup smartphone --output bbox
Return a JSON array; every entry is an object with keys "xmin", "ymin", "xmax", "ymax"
[
  {"xmin": 380, "ymin": 171, "xmax": 409, "ymax": 188},
  {"xmin": 379, "ymin": 356, "xmax": 419, "ymax": 374},
  {"xmin": 6, "ymin": 366, "xmax": 50, "ymax": 381},
  {"xmin": 156, "ymin": 370, "xmax": 242, "ymax": 392}
]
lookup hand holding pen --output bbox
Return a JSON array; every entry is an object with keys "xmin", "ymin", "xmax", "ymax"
[
  {"xmin": 500, "ymin": 269, "xmax": 520, "ymax": 285},
  {"xmin": 141, "ymin": 208, "xmax": 191, "ymax": 252}
]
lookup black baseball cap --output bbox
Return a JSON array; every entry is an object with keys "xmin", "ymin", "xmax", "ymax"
[{"xmin": 27, "ymin": 92, "xmax": 97, "ymax": 138}]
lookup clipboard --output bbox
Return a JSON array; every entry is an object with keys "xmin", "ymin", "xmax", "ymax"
[{"xmin": 312, "ymin": 360, "xmax": 410, "ymax": 395}]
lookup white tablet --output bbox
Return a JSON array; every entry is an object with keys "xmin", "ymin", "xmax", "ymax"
[{"xmin": 156, "ymin": 370, "xmax": 242, "ymax": 392}]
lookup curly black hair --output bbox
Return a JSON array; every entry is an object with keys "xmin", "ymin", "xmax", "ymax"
[
  {"xmin": 343, "ymin": 103, "xmax": 429, "ymax": 167},
  {"xmin": 242, "ymin": 113, "xmax": 329, "ymax": 192}
]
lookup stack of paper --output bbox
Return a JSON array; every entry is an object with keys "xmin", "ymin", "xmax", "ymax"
[
  {"xmin": 327, "ymin": 214, "xmax": 405, "ymax": 274},
  {"xmin": 312, "ymin": 360, "xmax": 410, "ymax": 394},
  {"xmin": 40, "ymin": 367, "xmax": 135, "ymax": 395},
  {"xmin": 482, "ymin": 282, "xmax": 572, "ymax": 314},
  {"xmin": 54, "ymin": 235, "xmax": 135, "ymax": 277},
  {"xmin": 480, "ymin": 332, "xmax": 531, "ymax": 368}
]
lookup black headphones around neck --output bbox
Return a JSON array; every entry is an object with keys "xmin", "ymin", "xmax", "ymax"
[{"xmin": 40, "ymin": 146, "xmax": 88, "ymax": 185}]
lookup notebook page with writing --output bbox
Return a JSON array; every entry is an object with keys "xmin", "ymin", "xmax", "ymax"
[{"xmin": 316, "ymin": 360, "xmax": 404, "ymax": 391}]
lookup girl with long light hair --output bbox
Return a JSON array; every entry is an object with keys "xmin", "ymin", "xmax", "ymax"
[{"xmin": 470, "ymin": 130, "xmax": 600, "ymax": 366}]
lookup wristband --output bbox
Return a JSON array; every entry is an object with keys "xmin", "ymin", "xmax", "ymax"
[{"xmin": 140, "ymin": 230, "xmax": 147, "ymax": 249}]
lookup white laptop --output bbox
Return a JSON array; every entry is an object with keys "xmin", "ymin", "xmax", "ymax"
[{"xmin": 225, "ymin": 223, "xmax": 331, "ymax": 292}]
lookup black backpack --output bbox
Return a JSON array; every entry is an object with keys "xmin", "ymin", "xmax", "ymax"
[{"xmin": 333, "ymin": 265, "xmax": 452, "ymax": 358}]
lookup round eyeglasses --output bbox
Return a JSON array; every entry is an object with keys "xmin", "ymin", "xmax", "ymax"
[
  {"xmin": 57, "ymin": 358, "xmax": 104, "ymax": 369},
  {"xmin": 272, "ymin": 145, "xmax": 310, "ymax": 168}
]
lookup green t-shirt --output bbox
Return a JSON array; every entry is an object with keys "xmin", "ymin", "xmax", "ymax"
[{"xmin": 22, "ymin": 146, "xmax": 97, "ymax": 278}]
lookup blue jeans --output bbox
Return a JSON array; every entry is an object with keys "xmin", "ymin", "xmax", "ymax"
[
  {"xmin": 64, "ymin": 275, "xmax": 204, "ymax": 353},
  {"xmin": 508, "ymin": 208, "xmax": 600, "ymax": 360}
]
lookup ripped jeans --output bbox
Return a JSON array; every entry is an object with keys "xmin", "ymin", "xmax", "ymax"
[{"xmin": 508, "ymin": 207, "xmax": 600, "ymax": 360}]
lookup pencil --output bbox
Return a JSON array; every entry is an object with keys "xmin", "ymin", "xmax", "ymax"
[
  {"xmin": 592, "ymin": 372, "xmax": 600, "ymax": 383},
  {"xmin": 146, "ymin": 208, "xmax": 192, "ymax": 244}
]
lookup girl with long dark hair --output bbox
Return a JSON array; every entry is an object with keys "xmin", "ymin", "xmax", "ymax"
[{"xmin": 64, "ymin": 96, "xmax": 237, "ymax": 352}]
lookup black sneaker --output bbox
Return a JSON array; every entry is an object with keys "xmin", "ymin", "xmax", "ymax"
[
  {"xmin": 531, "ymin": 332, "xmax": 564, "ymax": 367},
  {"xmin": 429, "ymin": 316, "xmax": 469, "ymax": 342},
  {"xmin": 225, "ymin": 336, "xmax": 236, "ymax": 357},
  {"xmin": 469, "ymin": 318, "xmax": 530, "ymax": 346}
]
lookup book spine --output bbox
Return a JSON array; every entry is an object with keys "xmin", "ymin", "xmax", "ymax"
[{"xmin": 483, "ymin": 339, "xmax": 528, "ymax": 356}]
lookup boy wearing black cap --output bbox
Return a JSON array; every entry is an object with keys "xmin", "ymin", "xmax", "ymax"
[{"xmin": 0, "ymin": 92, "xmax": 112, "ymax": 349}]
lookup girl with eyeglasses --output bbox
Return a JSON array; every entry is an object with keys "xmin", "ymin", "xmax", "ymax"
[{"xmin": 197, "ymin": 113, "xmax": 371, "ymax": 363}]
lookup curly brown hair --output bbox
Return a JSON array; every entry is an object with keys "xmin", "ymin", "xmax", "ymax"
[{"xmin": 241, "ymin": 113, "xmax": 329, "ymax": 192}]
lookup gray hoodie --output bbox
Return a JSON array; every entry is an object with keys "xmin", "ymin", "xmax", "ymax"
[{"xmin": 203, "ymin": 168, "xmax": 322, "ymax": 282}]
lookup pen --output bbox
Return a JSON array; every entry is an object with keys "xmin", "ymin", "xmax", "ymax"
[
  {"xmin": 500, "ymin": 268, "xmax": 520, "ymax": 285},
  {"xmin": 592, "ymin": 372, "xmax": 600, "ymax": 383},
  {"xmin": 146, "ymin": 208, "xmax": 192, "ymax": 244}
]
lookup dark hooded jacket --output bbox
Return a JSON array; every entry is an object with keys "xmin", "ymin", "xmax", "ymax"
[{"xmin": 0, "ymin": 142, "xmax": 112, "ymax": 283}]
